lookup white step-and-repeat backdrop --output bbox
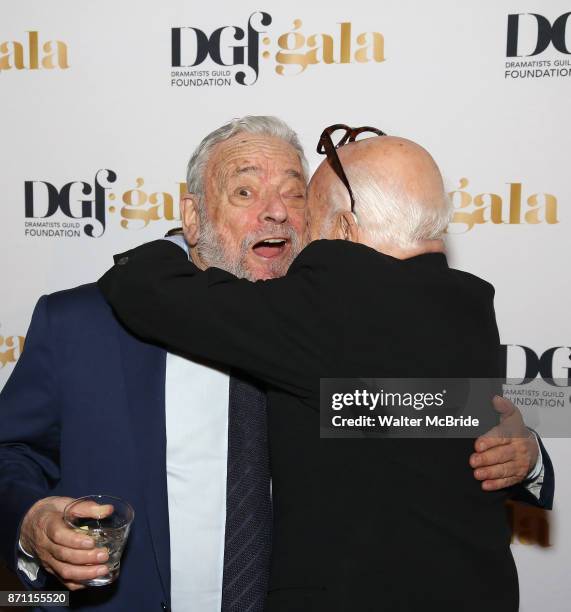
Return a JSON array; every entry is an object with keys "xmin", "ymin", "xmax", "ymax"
[{"xmin": 1, "ymin": 1, "xmax": 569, "ymax": 608}]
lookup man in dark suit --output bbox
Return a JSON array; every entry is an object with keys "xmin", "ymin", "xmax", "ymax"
[
  {"xmin": 0, "ymin": 116, "xmax": 309, "ymax": 611},
  {"xmin": 99, "ymin": 131, "xmax": 554, "ymax": 611}
]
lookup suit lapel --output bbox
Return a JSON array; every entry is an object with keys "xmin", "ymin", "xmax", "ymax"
[{"xmin": 117, "ymin": 327, "xmax": 170, "ymax": 602}]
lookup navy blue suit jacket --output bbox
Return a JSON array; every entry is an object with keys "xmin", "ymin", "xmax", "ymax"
[{"xmin": 0, "ymin": 284, "xmax": 171, "ymax": 611}]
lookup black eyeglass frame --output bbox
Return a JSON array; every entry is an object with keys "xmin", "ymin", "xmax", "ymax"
[{"xmin": 317, "ymin": 124, "xmax": 386, "ymax": 212}]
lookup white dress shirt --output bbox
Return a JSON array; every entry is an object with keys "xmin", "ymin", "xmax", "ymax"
[{"xmin": 165, "ymin": 352, "xmax": 229, "ymax": 611}]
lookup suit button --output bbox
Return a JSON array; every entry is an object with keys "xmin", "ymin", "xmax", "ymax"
[
  {"xmin": 117, "ymin": 256, "xmax": 129, "ymax": 266},
  {"xmin": 161, "ymin": 603, "xmax": 170, "ymax": 611}
]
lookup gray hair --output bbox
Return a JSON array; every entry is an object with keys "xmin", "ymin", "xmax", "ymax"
[
  {"xmin": 342, "ymin": 167, "xmax": 453, "ymax": 248},
  {"xmin": 186, "ymin": 115, "xmax": 309, "ymax": 198},
  {"xmin": 187, "ymin": 116, "xmax": 307, "ymax": 280}
]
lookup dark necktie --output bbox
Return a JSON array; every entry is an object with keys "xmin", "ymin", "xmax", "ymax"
[{"xmin": 221, "ymin": 376, "xmax": 272, "ymax": 612}]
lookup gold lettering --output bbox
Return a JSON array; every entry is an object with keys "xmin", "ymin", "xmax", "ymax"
[
  {"xmin": 508, "ymin": 183, "xmax": 522, "ymax": 224},
  {"xmin": 276, "ymin": 20, "xmax": 307, "ymax": 76},
  {"xmin": 448, "ymin": 178, "xmax": 477, "ymax": 233},
  {"xmin": 339, "ymin": 23, "xmax": 352, "ymax": 63},
  {"xmin": 305, "ymin": 34, "xmax": 335, "ymax": 65},
  {"xmin": 28, "ymin": 31, "xmax": 39, "ymax": 69},
  {"xmin": 149, "ymin": 192, "xmax": 179, "ymax": 221},
  {"xmin": 0, "ymin": 41, "xmax": 25, "ymax": 71},
  {"xmin": 41, "ymin": 41, "xmax": 69, "ymax": 70},
  {"xmin": 121, "ymin": 178, "xmax": 150, "ymax": 229},
  {"xmin": 473, "ymin": 193, "xmax": 504, "ymax": 224},
  {"xmin": 120, "ymin": 179, "xmax": 182, "ymax": 228},
  {"xmin": 525, "ymin": 194, "xmax": 559, "ymax": 224},
  {"xmin": 275, "ymin": 21, "xmax": 385, "ymax": 74},
  {"xmin": 448, "ymin": 180, "xmax": 558, "ymax": 232},
  {"xmin": 0, "ymin": 335, "xmax": 25, "ymax": 368},
  {"xmin": 355, "ymin": 32, "xmax": 385, "ymax": 63}
]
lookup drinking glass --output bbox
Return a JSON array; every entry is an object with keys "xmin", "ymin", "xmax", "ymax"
[{"xmin": 64, "ymin": 495, "xmax": 134, "ymax": 586}]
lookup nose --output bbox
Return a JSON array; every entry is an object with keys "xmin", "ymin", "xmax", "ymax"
[{"xmin": 259, "ymin": 191, "xmax": 288, "ymax": 224}]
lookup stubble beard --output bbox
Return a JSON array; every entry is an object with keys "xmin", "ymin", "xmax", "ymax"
[{"xmin": 195, "ymin": 208, "xmax": 302, "ymax": 281}]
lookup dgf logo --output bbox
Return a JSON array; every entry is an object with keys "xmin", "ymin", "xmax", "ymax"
[
  {"xmin": 171, "ymin": 12, "xmax": 385, "ymax": 87},
  {"xmin": 24, "ymin": 169, "xmax": 117, "ymax": 238},
  {"xmin": 172, "ymin": 12, "xmax": 271, "ymax": 85},
  {"xmin": 507, "ymin": 12, "xmax": 571, "ymax": 56},
  {"xmin": 501, "ymin": 345, "xmax": 571, "ymax": 386}
]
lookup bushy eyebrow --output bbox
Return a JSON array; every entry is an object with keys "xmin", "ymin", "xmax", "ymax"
[
  {"xmin": 285, "ymin": 169, "xmax": 303, "ymax": 180},
  {"xmin": 234, "ymin": 165, "xmax": 261, "ymax": 176},
  {"xmin": 233, "ymin": 166, "xmax": 304, "ymax": 180}
]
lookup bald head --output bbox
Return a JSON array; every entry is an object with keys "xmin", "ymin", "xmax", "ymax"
[{"xmin": 306, "ymin": 136, "xmax": 451, "ymax": 258}]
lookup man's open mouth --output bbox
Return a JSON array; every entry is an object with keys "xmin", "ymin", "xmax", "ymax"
[{"xmin": 251, "ymin": 237, "xmax": 290, "ymax": 259}]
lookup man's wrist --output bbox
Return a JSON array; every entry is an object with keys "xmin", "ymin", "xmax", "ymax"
[
  {"xmin": 19, "ymin": 496, "xmax": 51, "ymax": 560},
  {"xmin": 525, "ymin": 429, "xmax": 543, "ymax": 482}
]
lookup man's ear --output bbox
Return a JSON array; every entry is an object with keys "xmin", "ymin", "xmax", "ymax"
[
  {"xmin": 334, "ymin": 210, "xmax": 359, "ymax": 242},
  {"xmin": 180, "ymin": 193, "xmax": 201, "ymax": 247}
]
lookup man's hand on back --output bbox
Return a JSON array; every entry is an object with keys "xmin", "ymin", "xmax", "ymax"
[
  {"xmin": 20, "ymin": 496, "xmax": 112, "ymax": 590},
  {"xmin": 470, "ymin": 396, "xmax": 539, "ymax": 491}
]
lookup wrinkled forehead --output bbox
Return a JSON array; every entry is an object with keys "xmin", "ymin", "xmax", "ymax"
[{"xmin": 208, "ymin": 133, "xmax": 306, "ymax": 186}]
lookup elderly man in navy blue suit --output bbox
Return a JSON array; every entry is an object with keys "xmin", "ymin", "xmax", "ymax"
[{"xmin": 0, "ymin": 116, "xmax": 553, "ymax": 612}]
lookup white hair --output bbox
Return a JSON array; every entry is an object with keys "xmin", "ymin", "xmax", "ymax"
[
  {"xmin": 342, "ymin": 167, "xmax": 453, "ymax": 248},
  {"xmin": 186, "ymin": 115, "xmax": 309, "ymax": 198}
]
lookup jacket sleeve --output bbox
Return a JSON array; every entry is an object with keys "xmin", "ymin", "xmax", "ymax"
[
  {"xmin": 510, "ymin": 432, "xmax": 554, "ymax": 510},
  {"xmin": 0, "ymin": 296, "xmax": 61, "ymax": 585},
  {"xmin": 99, "ymin": 240, "xmax": 320, "ymax": 398}
]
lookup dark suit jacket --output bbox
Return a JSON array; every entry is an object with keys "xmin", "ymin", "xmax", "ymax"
[
  {"xmin": 0, "ymin": 285, "xmax": 172, "ymax": 611},
  {"xmin": 99, "ymin": 239, "xmax": 553, "ymax": 612},
  {"xmin": 99, "ymin": 241, "xmax": 551, "ymax": 612}
]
